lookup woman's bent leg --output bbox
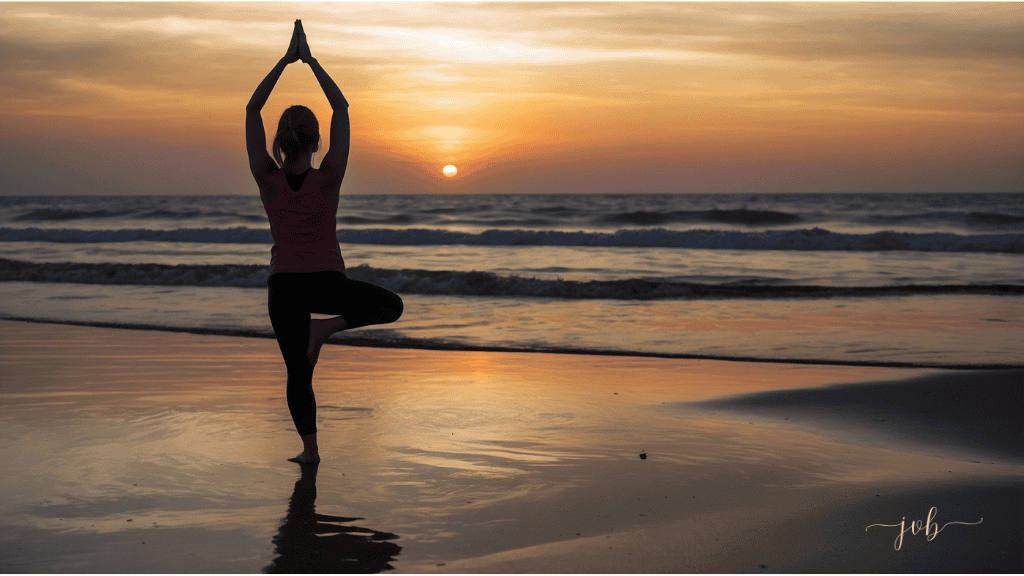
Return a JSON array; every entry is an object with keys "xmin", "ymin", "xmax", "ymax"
[
  {"xmin": 340, "ymin": 277, "xmax": 404, "ymax": 329},
  {"xmin": 304, "ymin": 272, "xmax": 404, "ymax": 363},
  {"xmin": 308, "ymin": 315, "xmax": 347, "ymax": 366},
  {"xmin": 312, "ymin": 273, "xmax": 404, "ymax": 328}
]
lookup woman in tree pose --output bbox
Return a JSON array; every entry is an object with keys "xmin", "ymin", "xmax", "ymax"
[{"xmin": 247, "ymin": 21, "xmax": 403, "ymax": 465}]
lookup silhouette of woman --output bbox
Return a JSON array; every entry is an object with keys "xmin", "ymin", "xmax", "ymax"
[{"xmin": 247, "ymin": 20, "xmax": 403, "ymax": 465}]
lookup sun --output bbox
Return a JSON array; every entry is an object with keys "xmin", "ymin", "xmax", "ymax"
[{"xmin": 442, "ymin": 164, "xmax": 458, "ymax": 177}]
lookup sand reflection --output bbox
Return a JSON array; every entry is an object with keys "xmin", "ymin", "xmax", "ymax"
[{"xmin": 265, "ymin": 465, "xmax": 402, "ymax": 573}]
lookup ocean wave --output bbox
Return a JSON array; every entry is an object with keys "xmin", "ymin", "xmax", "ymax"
[
  {"xmin": 338, "ymin": 214, "xmax": 419, "ymax": 225},
  {"xmin": 10, "ymin": 207, "xmax": 269, "ymax": 223},
  {"xmin": 860, "ymin": 211, "xmax": 1024, "ymax": 229},
  {"xmin": 969, "ymin": 212, "xmax": 1024, "ymax": 226},
  {"xmin": 136, "ymin": 209, "xmax": 267, "ymax": 222},
  {"xmin": 446, "ymin": 218, "xmax": 560, "ymax": 227},
  {"xmin": 12, "ymin": 208, "xmax": 128, "ymax": 221},
  {"xmin": 1, "ymin": 258, "xmax": 1020, "ymax": 300},
  {"xmin": 529, "ymin": 205, "xmax": 579, "ymax": 215},
  {"xmin": 601, "ymin": 208, "xmax": 801, "ymax": 226},
  {"xmin": 2, "ymin": 226, "xmax": 1022, "ymax": 253},
  {"xmin": 0, "ymin": 227, "xmax": 273, "ymax": 244}
]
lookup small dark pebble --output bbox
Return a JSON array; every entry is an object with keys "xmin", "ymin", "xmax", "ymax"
[
  {"xmin": 639, "ymin": 452, "xmax": 647, "ymax": 460},
  {"xmin": 127, "ymin": 519, "xmax": 133, "ymax": 522},
  {"xmin": 436, "ymin": 563, "xmax": 445, "ymax": 567}
]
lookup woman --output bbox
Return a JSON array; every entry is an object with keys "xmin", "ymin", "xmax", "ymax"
[{"xmin": 246, "ymin": 21, "xmax": 403, "ymax": 465}]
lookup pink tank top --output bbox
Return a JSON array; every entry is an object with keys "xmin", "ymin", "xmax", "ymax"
[{"xmin": 261, "ymin": 169, "xmax": 346, "ymax": 277}]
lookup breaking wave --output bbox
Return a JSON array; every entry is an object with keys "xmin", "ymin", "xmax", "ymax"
[
  {"xmin": 1, "ymin": 258, "xmax": 1020, "ymax": 300},
  {"xmin": 1, "ymin": 226, "xmax": 1022, "ymax": 253}
]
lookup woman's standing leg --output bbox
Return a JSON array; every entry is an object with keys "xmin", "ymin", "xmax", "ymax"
[
  {"xmin": 268, "ymin": 271, "xmax": 402, "ymax": 464},
  {"xmin": 268, "ymin": 273, "xmax": 320, "ymax": 464}
]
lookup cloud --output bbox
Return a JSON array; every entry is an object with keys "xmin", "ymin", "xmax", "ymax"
[
  {"xmin": 719, "ymin": 5, "xmax": 1022, "ymax": 62},
  {"xmin": 0, "ymin": 2, "xmax": 1020, "ymax": 195}
]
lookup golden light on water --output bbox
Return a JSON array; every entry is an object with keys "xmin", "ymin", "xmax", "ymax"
[{"xmin": 442, "ymin": 164, "xmax": 458, "ymax": 177}]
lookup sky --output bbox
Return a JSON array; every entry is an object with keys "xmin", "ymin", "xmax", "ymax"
[{"xmin": 0, "ymin": 1, "xmax": 1022, "ymax": 196}]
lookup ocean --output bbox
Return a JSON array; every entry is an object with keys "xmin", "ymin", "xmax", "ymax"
[{"xmin": 1, "ymin": 192, "xmax": 1021, "ymax": 368}]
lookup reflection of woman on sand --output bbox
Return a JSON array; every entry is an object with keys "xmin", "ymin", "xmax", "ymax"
[
  {"xmin": 265, "ymin": 464, "xmax": 402, "ymax": 573},
  {"xmin": 246, "ymin": 20, "xmax": 403, "ymax": 465}
]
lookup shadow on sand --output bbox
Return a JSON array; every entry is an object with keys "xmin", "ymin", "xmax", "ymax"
[{"xmin": 264, "ymin": 465, "xmax": 401, "ymax": 573}]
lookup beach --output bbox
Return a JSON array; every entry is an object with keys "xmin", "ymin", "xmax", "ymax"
[
  {"xmin": 1, "ymin": 318, "xmax": 1019, "ymax": 573},
  {"xmin": 3, "ymin": 1, "xmax": 1022, "ymax": 571}
]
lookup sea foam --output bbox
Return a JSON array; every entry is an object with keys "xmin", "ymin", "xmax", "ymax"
[{"xmin": 1, "ymin": 227, "xmax": 1021, "ymax": 253}]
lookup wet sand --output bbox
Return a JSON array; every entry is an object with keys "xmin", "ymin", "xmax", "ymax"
[{"xmin": 0, "ymin": 319, "xmax": 1020, "ymax": 572}]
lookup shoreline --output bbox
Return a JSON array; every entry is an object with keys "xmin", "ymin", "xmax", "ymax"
[
  {"xmin": 1, "ymin": 319, "xmax": 1020, "ymax": 572},
  {"xmin": 3, "ymin": 315, "xmax": 1021, "ymax": 370}
]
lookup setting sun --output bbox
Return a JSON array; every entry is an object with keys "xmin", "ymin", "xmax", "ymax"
[{"xmin": 442, "ymin": 164, "xmax": 457, "ymax": 177}]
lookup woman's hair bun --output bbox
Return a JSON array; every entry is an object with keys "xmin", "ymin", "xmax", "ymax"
[{"xmin": 273, "ymin": 105, "xmax": 320, "ymax": 167}]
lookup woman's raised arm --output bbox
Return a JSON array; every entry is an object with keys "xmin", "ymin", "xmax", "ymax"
[
  {"xmin": 297, "ymin": 22, "xmax": 350, "ymax": 186},
  {"xmin": 246, "ymin": 22, "xmax": 302, "ymax": 178}
]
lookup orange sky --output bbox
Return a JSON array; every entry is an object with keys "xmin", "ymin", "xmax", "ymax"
[{"xmin": 1, "ymin": 1, "xmax": 1021, "ymax": 195}]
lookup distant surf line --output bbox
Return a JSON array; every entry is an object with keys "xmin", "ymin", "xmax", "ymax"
[
  {"xmin": 3, "ymin": 317, "xmax": 1021, "ymax": 371},
  {"xmin": 2, "ymin": 226, "xmax": 1023, "ymax": 253}
]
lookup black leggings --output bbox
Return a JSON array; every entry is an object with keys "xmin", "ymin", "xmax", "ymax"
[{"xmin": 268, "ymin": 271, "xmax": 403, "ymax": 436}]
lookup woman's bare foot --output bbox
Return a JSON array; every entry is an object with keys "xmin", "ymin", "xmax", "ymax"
[
  {"xmin": 288, "ymin": 451, "xmax": 320, "ymax": 465},
  {"xmin": 307, "ymin": 316, "xmax": 347, "ymax": 366},
  {"xmin": 289, "ymin": 433, "xmax": 320, "ymax": 464},
  {"xmin": 307, "ymin": 319, "xmax": 329, "ymax": 366}
]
